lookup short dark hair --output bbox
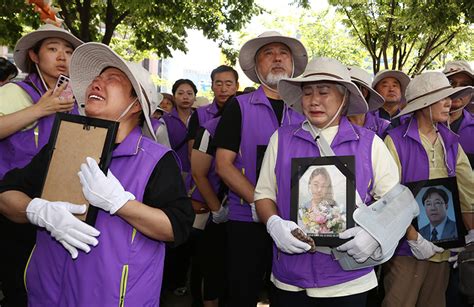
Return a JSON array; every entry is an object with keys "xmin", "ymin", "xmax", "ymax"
[
  {"xmin": 422, "ymin": 187, "xmax": 449, "ymax": 205},
  {"xmin": 0, "ymin": 57, "xmax": 18, "ymax": 82},
  {"xmin": 172, "ymin": 79, "xmax": 197, "ymax": 95},
  {"xmin": 210, "ymin": 65, "xmax": 239, "ymax": 83}
]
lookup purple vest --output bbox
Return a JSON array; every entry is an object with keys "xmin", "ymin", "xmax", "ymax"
[
  {"xmin": 190, "ymin": 116, "xmax": 221, "ymax": 204},
  {"xmin": 0, "ymin": 73, "xmax": 79, "ymax": 179},
  {"xmin": 388, "ymin": 117, "xmax": 459, "ymax": 256},
  {"xmin": 457, "ymin": 109, "xmax": 474, "ymax": 155},
  {"xmin": 25, "ymin": 127, "xmax": 171, "ymax": 306},
  {"xmin": 228, "ymin": 86, "xmax": 305, "ymax": 222},
  {"xmin": 364, "ymin": 111, "xmax": 391, "ymax": 139},
  {"xmin": 196, "ymin": 101, "xmax": 219, "ymax": 126},
  {"xmin": 161, "ymin": 108, "xmax": 192, "ymax": 172},
  {"xmin": 273, "ymin": 117, "xmax": 375, "ymax": 288}
]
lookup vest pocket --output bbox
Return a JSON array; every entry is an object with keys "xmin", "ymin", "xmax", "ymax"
[{"xmin": 119, "ymin": 265, "xmax": 129, "ymax": 307}]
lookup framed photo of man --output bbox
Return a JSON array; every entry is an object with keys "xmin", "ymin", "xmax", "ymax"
[
  {"xmin": 290, "ymin": 156, "xmax": 356, "ymax": 247},
  {"xmin": 405, "ymin": 177, "xmax": 466, "ymax": 249}
]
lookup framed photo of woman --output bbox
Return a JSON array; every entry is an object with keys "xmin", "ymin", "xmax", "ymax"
[
  {"xmin": 290, "ymin": 156, "xmax": 356, "ymax": 247},
  {"xmin": 405, "ymin": 177, "xmax": 466, "ymax": 249}
]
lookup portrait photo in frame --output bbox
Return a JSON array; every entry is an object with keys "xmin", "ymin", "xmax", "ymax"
[
  {"xmin": 405, "ymin": 177, "xmax": 466, "ymax": 249},
  {"xmin": 290, "ymin": 156, "xmax": 356, "ymax": 247}
]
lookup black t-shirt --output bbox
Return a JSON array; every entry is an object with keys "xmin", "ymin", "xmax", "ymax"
[
  {"xmin": 449, "ymin": 112, "xmax": 464, "ymax": 134},
  {"xmin": 378, "ymin": 108, "xmax": 402, "ymax": 129},
  {"xmin": 193, "ymin": 127, "xmax": 216, "ymax": 156},
  {"xmin": 212, "ymin": 96, "xmax": 285, "ymax": 153},
  {"xmin": 186, "ymin": 111, "xmax": 200, "ymax": 141},
  {"xmin": 0, "ymin": 144, "xmax": 194, "ymax": 247}
]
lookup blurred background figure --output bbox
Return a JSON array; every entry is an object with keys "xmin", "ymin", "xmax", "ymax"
[{"xmin": 0, "ymin": 58, "xmax": 19, "ymax": 86}]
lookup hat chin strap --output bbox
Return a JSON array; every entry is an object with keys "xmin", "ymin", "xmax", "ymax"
[
  {"xmin": 255, "ymin": 61, "xmax": 295, "ymax": 95},
  {"xmin": 429, "ymin": 105, "xmax": 439, "ymax": 133},
  {"xmin": 35, "ymin": 63, "xmax": 49, "ymax": 91},
  {"xmin": 115, "ymin": 97, "xmax": 138, "ymax": 122},
  {"xmin": 310, "ymin": 90, "xmax": 348, "ymax": 132}
]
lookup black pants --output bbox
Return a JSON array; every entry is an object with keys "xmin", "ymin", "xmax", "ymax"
[
  {"xmin": 226, "ymin": 220, "xmax": 272, "ymax": 307},
  {"xmin": 0, "ymin": 217, "xmax": 36, "ymax": 307},
  {"xmin": 270, "ymin": 284, "xmax": 368, "ymax": 307},
  {"xmin": 200, "ymin": 221, "xmax": 227, "ymax": 301}
]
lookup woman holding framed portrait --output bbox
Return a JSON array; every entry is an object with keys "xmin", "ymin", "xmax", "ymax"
[
  {"xmin": 382, "ymin": 71, "xmax": 474, "ymax": 307},
  {"xmin": 254, "ymin": 57, "xmax": 417, "ymax": 306}
]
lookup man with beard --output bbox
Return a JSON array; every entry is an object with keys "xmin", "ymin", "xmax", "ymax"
[
  {"xmin": 372, "ymin": 70, "xmax": 411, "ymax": 128},
  {"xmin": 212, "ymin": 31, "xmax": 307, "ymax": 307}
]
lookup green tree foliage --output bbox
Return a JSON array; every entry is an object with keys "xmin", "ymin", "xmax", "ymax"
[
  {"xmin": 0, "ymin": 0, "xmax": 262, "ymax": 61},
  {"xmin": 328, "ymin": 0, "xmax": 473, "ymax": 75}
]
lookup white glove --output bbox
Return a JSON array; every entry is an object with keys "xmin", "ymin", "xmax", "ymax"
[
  {"xmin": 337, "ymin": 226, "xmax": 381, "ymax": 263},
  {"xmin": 250, "ymin": 202, "xmax": 260, "ymax": 222},
  {"xmin": 407, "ymin": 233, "xmax": 444, "ymax": 260},
  {"xmin": 465, "ymin": 229, "xmax": 474, "ymax": 244},
  {"xmin": 26, "ymin": 198, "xmax": 100, "ymax": 259},
  {"xmin": 78, "ymin": 157, "xmax": 135, "ymax": 214},
  {"xmin": 266, "ymin": 215, "xmax": 311, "ymax": 254},
  {"xmin": 211, "ymin": 205, "xmax": 228, "ymax": 224}
]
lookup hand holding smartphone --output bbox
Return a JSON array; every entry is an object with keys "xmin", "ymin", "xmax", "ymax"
[{"xmin": 54, "ymin": 74, "xmax": 74, "ymax": 100}]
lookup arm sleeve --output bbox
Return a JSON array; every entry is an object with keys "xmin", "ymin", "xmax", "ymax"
[
  {"xmin": 155, "ymin": 119, "xmax": 171, "ymax": 148},
  {"xmin": 186, "ymin": 111, "xmax": 200, "ymax": 141},
  {"xmin": 212, "ymin": 98, "xmax": 242, "ymax": 153},
  {"xmin": 455, "ymin": 144, "xmax": 474, "ymax": 213},
  {"xmin": 0, "ymin": 144, "xmax": 50, "ymax": 197},
  {"xmin": 370, "ymin": 135, "xmax": 400, "ymax": 200},
  {"xmin": 142, "ymin": 151, "xmax": 195, "ymax": 246},
  {"xmin": 384, "ymin": 135, "xmax": 402, "ymax": 179},
  {"xmin": 0, "ymin": 83, "xmax": 33, "ymax": 116},
  {"xmin": 193, "ymin": 127, "xmax": 215, "ymax": 156},
  {"xmin": 254, "ymin": 131, "xmax": 279, "ymax": 203}
]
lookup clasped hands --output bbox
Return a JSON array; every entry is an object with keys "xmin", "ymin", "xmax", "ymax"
[{"xmin": 26, "ymin": 157, "xmax": 134, "ymax": 259}]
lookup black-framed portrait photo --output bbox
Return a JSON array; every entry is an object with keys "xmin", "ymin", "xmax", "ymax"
[
  {"xmin": 406, "ymin": 177, "xmax": 466, "ymax": 249},
  {"xmin": 290, "ymin": 156, "xmax": 356, "ymax": 247}
]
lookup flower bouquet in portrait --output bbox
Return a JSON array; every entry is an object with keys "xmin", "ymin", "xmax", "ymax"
[{"xmin": 301, "ymin": 199, "xmax": 346, "ymax": 236}]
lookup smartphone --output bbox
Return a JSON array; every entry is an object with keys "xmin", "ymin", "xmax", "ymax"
[{"xmin": 54, "ymin": 74, "xmax": 74, "ymax": 100}]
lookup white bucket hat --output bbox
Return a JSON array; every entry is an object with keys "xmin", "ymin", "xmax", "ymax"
[
  {"xmin": 372, "ymin": 69, "xmax": 411, "ymax": 102},
  {"xmin": 395, "ymin": 71, "xmax": 473, "ymax": 118},
  {"xmin": 69, "ymin": 42, "xmax": 160, "ymax": 141},
  {"xmin": 238, "ymin": 31, "xmax": 308, "ymax": 84},
  {"xmin": 278, "ymin": 57, "xmax": 368, "ymax": 115},
  {"xmin": 442, "ymin": 60, "xmax": 474, "ymax": 82},
  {"xmin": 14, "ymin": 24, "xmax": 83, "ymax": 73},
  {"xmin": 347, "ymin": 66, "xmax": 384, "ymax": 112}
]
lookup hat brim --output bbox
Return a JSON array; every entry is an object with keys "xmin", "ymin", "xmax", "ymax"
[
  {"xmin": 14, "ymin": 28, "xmax": 83, "ymax": 73},
  {"xmin": 69, "ymin": 42, "xmax": 156, "ymax": 141},
  {"xmin": 352, "ymin": 80, "xmax": 385, "ymax": 112},
  {"xmin": 239, "ymin": 36, "xmax": 308, "ymax": 83},
  {"xmin": 278, "ymin": 75, "xmax": 369, "ymax": 116},
  {"xmin": 444, "ymin": 70, "xmax": 474, "ymax": 82},
  {"xmin": 395, "ymin": 86, "xmax": 474, "ymax": 118}
]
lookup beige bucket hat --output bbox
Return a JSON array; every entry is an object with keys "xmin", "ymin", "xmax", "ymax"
[
  {"xmin": 238, "ymin": 31, "xmax": 308, "ymax": 84},
  {"xmin": 347, "ymin": 66, "xmax": 384, "ymax": 112},
  {"xmin": 278, "ymin": 57, "xmax": 368, "ymax": 115},
  {"xmin": 14, "ymin": 24, "xmax": 83, "ymax": 73},
  {"xmin": 192, "ymin": 96, "xmax": 210, "ymax": 108},
  {"xmin": 442, "ymin": 60, "xmax": 474, "ymax": 82},
  {"xmin": 395, "ymin": 71, "xmax": 473, "ymax": 118},
  {"xmin": 69, "ymin": 42, "xmax": 161, "ymax": 141},
  {"xmin": 372, "ymin": 69, "xmax": 411, "ymax": 101}
]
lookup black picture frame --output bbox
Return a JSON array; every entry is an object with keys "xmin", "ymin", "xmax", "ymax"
[
  {"xmin": 290, "ymin": 156, "xmax": 356, "ymax": 247},
  {"xmin": 40, "ymin": 113, "xmax": 119, "ymax": 226},
  {"xmin": 405, "ymin": 177, "xmax": 466, "ymax": 249}
]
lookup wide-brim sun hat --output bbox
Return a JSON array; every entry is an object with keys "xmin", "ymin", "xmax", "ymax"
[
  {"xmin": 14, "ymin": 24, "xmax": 83, "ymax": 73},
  {"xmin": 278, "ymin": 57, "xmax": 368, "ymax": 115},
  {"xmin": 70, "ymin": 42, "xmax": 160, "ymax": 141},
  {"xmin": 347, "ymin": 66, "xmax": 384, "ymax": 112},
  {"xmin": 238, "ymin": 31, "xmax": 308, "ymax": 84},
  {"xmin": 395, "ymin": 71, "xmax": 474, "ymax": 118},
  {"xmin": 372, "ymin": 69, "xmax": 411, "ymax": 102},
  {"xmin": 192, "ymin": 96, "xmax": 210, "ymax": 108},
  {"xmin": 442, "ymin": 60, "xmax": 474, "ymax": 81}
]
